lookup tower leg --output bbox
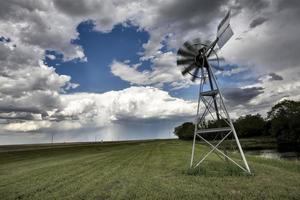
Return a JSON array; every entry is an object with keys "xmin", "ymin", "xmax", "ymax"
[
  {"xmin": 190, "ymin": 70, "xmax": 205, "ymax": 168},
  {"xmin": 190, "ymin": 123, "xmax": 197, "ymax": 168}
]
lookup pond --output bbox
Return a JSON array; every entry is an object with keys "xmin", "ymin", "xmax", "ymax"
[{"xmin": 245, "ymin": 149, "xmax": 300, "ymax": 160}]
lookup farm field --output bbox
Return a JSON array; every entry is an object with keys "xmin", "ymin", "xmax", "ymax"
[{"xmin": 0, "ymin": 140, "xmax": 299, "ymax": 200}]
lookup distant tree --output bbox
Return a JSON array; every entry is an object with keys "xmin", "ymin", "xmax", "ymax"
[
  {"xmin": 174, "ymin": 100, "xmax": 300, "ymax": 152},
  {"xmin": 207, "ymin": 119, "xmax": 228, "ymax": 129},
  {"xmin": 174, "ymin": 122, "xmax": 194, "ymax": 140},
  {"xmin": 234, "ymin": 114, "xmax": 266, "ymax": 138},
  {"xmin": 267, "ymin": 100, "xmax": 300, "ymax": 151},
  {"xmin": 174, "ymin": 120, "xmax": 229, "ymax": 140}
]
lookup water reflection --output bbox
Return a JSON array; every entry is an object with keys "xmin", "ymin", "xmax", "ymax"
[{"xmin": 245, "ymin": 149, "xmax": 300, "ymax": 160}]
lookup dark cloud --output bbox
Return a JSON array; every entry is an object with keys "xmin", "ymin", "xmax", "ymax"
[
  {"xmin": 0, "ymin": 106, "xmax": 44, "ymax": 114},
  {"xmin": 0, "ymin": 36, "xmax": 11, "ymax": 43},
  {"xmin": 0, "ymin": 106, "xmax": 49, "ymax": 120},
  {"xmin": 0, "ymin": 114, "xmax": 38, "ymax": 121},
  {"xmin": 268, "ymin": 72, "xmax": 283, "ymax": 81},
  {"xmin": 249, "ymin": 17, "xmax": 268, "ymax": 29},
  {"xmin": 158, "ymin": 0, "xmax": 228, "ymax": 30},
  {"xmin": 228, "ymin": 0, "xmax": 300, "ymax": 72},
  {"xmin": 223, "ymin": 87, "xmax": 264, "ymax": 105},
  {"xmin": 0, "ymin": 1, "xmax": 49, "ymax": 19},
  {"xmin": 242, "ymin": 0, "xmax": 269, "ymax": 11},
  {"xmin": 277, "ymin": 0, "xmax": 300, "ymax": 13},
  {"xmin": 53, "ymin": 0, "xmax": 101, "ymax": 16},
  {"xmin": 49, "ymin": 113, "xmax": 80, "ymax": 121},
  {"xmin": 233, "ymin": 0, "xmax": 270, "ymax": 12}
]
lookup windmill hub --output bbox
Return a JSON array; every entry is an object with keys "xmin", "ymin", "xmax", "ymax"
[{"xmin": 195, "ymin": 48, "xmax": 206, "ymax": 68}]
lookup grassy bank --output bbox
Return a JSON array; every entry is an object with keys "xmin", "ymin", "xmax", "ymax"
[{"xmin": 0, "ymin": 140, "xmax": 299, "ymax": 199}]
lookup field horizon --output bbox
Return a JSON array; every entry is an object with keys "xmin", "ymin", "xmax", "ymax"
[{"xmin": 1, "ymin": 139, "xmax": 299, "ymax": 199}]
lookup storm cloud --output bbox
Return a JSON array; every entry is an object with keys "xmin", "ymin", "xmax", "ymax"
[
  {"xmin": 223, "ymin": 87, "xmax": 264, "ymax": 105},
  {"xmin": 268, "ymin": 73, "xmax": 283, "ymax": 81},
  {"xmin": 249, "ymin": 17, "xmax": 268, "ymax": 29}
]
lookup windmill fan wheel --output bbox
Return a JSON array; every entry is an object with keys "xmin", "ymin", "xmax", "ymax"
[{"xmin": 176, "ymin": 38, "xmax": 221, "ymax": 82}]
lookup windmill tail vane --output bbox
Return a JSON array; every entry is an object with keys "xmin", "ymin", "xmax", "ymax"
[{"xmin": 177, "ymin": 10, "xmax": 251, "ymax": 174}]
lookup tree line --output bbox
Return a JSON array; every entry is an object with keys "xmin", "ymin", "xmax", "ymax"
[{"xmin": 174, "ymin": 100, "xmax": 300, "ymax": 151}]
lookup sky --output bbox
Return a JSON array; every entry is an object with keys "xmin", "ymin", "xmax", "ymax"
[{"xmin": 0, "ymin": 0, "xmax": 300, "ymax": 144}]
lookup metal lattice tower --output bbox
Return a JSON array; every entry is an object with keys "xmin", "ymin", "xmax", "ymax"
[{"xmin": 177, "ymin": 11, "xmax": 251, "ymax": 174}]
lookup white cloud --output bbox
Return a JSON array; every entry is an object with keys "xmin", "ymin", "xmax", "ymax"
[
  {"xmin": 0, "ymin": 86, "xmax": 197, "ymax": 133},
  {"xmin": 110, "ymin": 60, "xmax": 150, "ymax": 85},
  {"xmin": 111, "ymin": 51, "xmax": 193, "ymax": 89},
  {"xmin": 221, "ymin": 1, "xmax": 300, "ymax": 73},
  {"xmin": 46, "ymin": 54, "xmax": 56, "ymax": 60},
  {"xmin": 3, "ymin": 121, "xmax": 51, "ymax": 132},
  {"xmin": 59, "ymin": 86, "xmax": 196, "ymax": 123}
]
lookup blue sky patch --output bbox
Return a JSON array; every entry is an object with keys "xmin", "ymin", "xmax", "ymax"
[{"xmin": 45, "ymin": 22, "xmax": 150, "ymax": 93}]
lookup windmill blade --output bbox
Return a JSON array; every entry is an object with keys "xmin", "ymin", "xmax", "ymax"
[
  {"xmin": 177, "ymin": 58, "xmax": 194, "ymax": 66},
  {"xmin": 191, "ymin": 67, "xmax": 200, "ymax": 82},
  {"xmin": 183, "ymin": 41, "xmax": 197, "ymax": 54},
  {"xmin": 192, "ymin": 38, "xmax": 202, "ymax": 50},
  {"xmin": 193, "ymin": 38, "xmax": 202, "ymax": 45},
  {"xmin": 182, "ymin": 63, "xmax": 196, "ymax": 75},
  {"xmin": 177, "ymin": 48, "xmax": 196, "ymax": 58}
]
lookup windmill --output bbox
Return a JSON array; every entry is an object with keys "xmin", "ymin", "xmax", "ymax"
[{"xmin": 177, "ymin": 11, "xmax": 251, "ymax": 174}]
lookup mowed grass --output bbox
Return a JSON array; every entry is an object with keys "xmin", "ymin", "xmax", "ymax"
[{"xmin": 0, "ymin": 140, "xmax": 299, "ymax": 200}]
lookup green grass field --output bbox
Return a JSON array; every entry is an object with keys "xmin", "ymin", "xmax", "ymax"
[{"xmin": 0, "ymin": 140, "xmax": 299, "ymax": 200}]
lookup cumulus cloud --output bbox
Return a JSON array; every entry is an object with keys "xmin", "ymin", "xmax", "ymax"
[
  {"xmin": 1, "ymin": 86, "xmax": 196, "ymax": 132},
  {"xmin": 58, "ymin": 86, "xmax": 196, "ymax": 122},
  {"xmin": 111, "ymin": 52, "xmax": 193, "ymax": 89},
  {"xmin": 3, "ymin": 121, "xmax": 52, "ymax": 132},
  {"xmin": 0, "ymin": 1, "xmax": 87, "ymax": 128},
  {"xmin": 0, "ymin": 61, "xmax": 72, "ymax": 122}
]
